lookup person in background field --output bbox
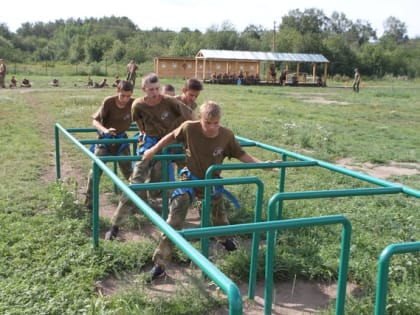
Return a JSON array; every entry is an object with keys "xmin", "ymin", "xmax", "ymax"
[
  {"xmin": 142, "ymin": 100, "xmax": 272, "ymax": 282},
  {"xmin": 87, "ymin": 75, "xmax": 94, "ymax": 88},
  {"xmin": 162, "ymin": 84, "xmax": 175, "ymax": 96},
  {"xmin": 84, "ymin": 80, "xmax": 135, "ymax": 210},
  {"xmin": 0, "ymin": 58, "xmax": 7, "ymax": 88},
  {"xmin": 104, "ymin": 73, "xmax": 192, "ymax": 241},
  {"xmin": 175, "ymin": 78, "xmax": 203, "ymax": 120},
  {"xmin": 112, "ymin": 76, "xmax": 121, "ymax": 87},
  {"xmin": 50, "ymin": 78, "xmax": 59, "ymax": 87},
  {"xmin": 94, "ymin": 78, "xmax": 108, "ymax": 88},
  {"xmin": 279, "ymin": 69, "xmax": 287, "ymax": 86},
  {"xmin": 20, "ymin": 78, "xmax": 31, "ymax": 88},
  {"xmin": 352, "ymin": 68, "xmax": 361, "ymax": 92},
  {"xmin": 126, "ymin": 60, "xmax": 139, "ymax": 87},
  {"xmin": 9, "ymin": 75, "xmax": 17, "ymax": 88}
]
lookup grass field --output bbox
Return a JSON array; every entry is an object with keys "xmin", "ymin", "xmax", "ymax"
[{"xmin": 0, "ymin": 76, "xmax": 419, "ymax": 314}]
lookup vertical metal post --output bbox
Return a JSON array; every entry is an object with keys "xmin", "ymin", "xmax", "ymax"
[
  {"xmin": 92, "ymin": 163, "xmax": 100, "ymax": 248},
  {"xmin": 374, "ymin": 242, "xmax": 420, "ymax": 315},
  {"xmin": 54, "ymin": 124, "xmax": 61, "ymax": 179},
  {"xmin": 248, "ymin": 180, "xmax": 264, "ymax": 299}
]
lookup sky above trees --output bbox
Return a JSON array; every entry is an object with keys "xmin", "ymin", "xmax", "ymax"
[{"xmin": 1, "ymin": 0, "xmax": 419, "ymax": 38}]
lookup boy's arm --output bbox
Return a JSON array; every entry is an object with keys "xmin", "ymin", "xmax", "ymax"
[
  {"xmin": 239, "ymin": 152, "xmax": 282, "ymax": 171},
  {"xmin": 142, "ymin": 131, "xmax": 177, "ymax": 161},
  {"xmin": 238, "ymin": 152, "xmax": 262, "ymax": 164},
  {"xmin": 92, "ymin": 119, "xmax": 116, "ymax": 136}
]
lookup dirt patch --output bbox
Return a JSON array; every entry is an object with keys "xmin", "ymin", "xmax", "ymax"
[
  {"xmin": 302, "ymin": 96, "xmax": 349, "ymax": 105},
  {"xmin": 96, "ymin": 265, "xmax": 360, "ymax": 315},
  {"xmin": 335, "ymin": 158, "xmax": 420, "ymax": 180}
]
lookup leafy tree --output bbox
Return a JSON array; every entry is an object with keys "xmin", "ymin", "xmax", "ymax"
[
  {"xmin": 168, "ymin": 29, "xmax": 203, "ymax": 56},
  {"xmin": 381, "ymin": 16, "xmax": 409, "ymax": 47},
  {"xmin": 281, "ymin": 8, "xmax": 328, "ymax": 35},
  {"xmin": 326, "ymin": 12, "xmax": 353, "ymax": 34},
  {"xmin": 85, "ymin": 35, "xmax": 114, "ymax": 62},
  {"xmin": 323, "ymin": 34, "xmax": 357, "ymax": 75},
  {"xmin": 0, "ymin": 23, "xmax": 13, "ymax": 40},
  {"xmin": 203, "ymin": 21, "xmax": 239, "ymax": 50},
  {"xmin": 0, "ymin": 36, "xmax": 14, "ymax": 60},
  {"xmin": 275, "ymin": 27, "xmax": 304, "ymax": 52},
  {"xmin": 68, "ymin": 35, "xmax": 87, "ymax": 64},
  {"xmin": 345, "ymin": 19, "xmax": 377, "ymax": 48}
]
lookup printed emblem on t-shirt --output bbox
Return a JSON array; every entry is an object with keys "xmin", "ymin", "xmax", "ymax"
[
  {"xmin": 160, "ymin": 111, "xmax": 169, "ymax": 121},
  {"xmin": 213, "ymin": 147, "xmax": 224, "ymax": 157}
]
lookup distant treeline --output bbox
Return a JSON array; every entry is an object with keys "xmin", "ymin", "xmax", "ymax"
[{"xmin": 1, "ymin": 9, "xmax": 419, "ymax": 78}]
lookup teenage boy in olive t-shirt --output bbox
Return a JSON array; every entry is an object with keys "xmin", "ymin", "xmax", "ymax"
[
  {"xmin": 104, "ymin": 73, "xmax": 191, "ymax": 240},
  {"xmin": 142, "ymin": 100, "xmax": 265, "ymax": 281},
  {"xmin": 85, "ymin": 80, "xmax": 135, "ymax": 210}
]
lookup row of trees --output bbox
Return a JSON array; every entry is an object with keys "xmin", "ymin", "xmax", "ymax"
[{"xmin": 1, "ymin": 9, "xmax": 419, "ymax": 78}]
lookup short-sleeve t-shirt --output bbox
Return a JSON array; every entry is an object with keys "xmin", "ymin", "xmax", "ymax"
[
  {"xmin": 92, "ymin": 95, "xmax": 134, "ymax": 134},
  {"xmin": 132, "ymin": 94, "xmax": 191, "ymax": 138},
  {"xmin": 175, "ymin": 95, "xmax": 197, "ymax": 111},
  {"xmin": 174, "ymin": 120, "xmax": 246, "ymax": 179}
]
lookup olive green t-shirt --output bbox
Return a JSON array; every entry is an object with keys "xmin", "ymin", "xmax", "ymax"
[
  {"xmin": 174, "ymin": 120, "xmax": 245, "ymax": 179},
  {"xmin": 92, "ymin": 95, "xmax": 134, "ymax": 134},
  {"xmin": 132, "ymin": 95, "xmax": 191, "ymax": 138},
  {"xmin": 175, "ymin": 95, "xmax": 197, "ymax": 111}
]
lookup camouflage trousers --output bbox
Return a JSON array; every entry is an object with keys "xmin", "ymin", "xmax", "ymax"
[
  {"xmin": 153, "ymin": 192, "xmax": 229, "ymax": 268},
  {"xmin": 85, "ymin": 145, "xmax": 132, "ymax": 208},
  {"xmin": 111, "ymin": 158, "xmax": 163, "ymax": 226}
]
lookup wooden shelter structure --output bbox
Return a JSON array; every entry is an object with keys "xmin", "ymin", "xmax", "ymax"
[
  {"xmin": 154, "ymin": 49, "xmax": 330, "ymax": 86},
  {"xmin": 195, "ymin": 49, "xmax": 330, "ymax": 85},
  {"xmin": 154, "ymin": 57, "xmax": 199, "ymax": 79}
]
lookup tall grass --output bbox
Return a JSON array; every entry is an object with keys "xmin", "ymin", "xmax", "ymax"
[{"xmin": 0, "ymin": 78, "xmax": 419, "ymax": 314}]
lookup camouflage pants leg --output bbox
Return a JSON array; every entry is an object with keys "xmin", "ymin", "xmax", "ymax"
[
  {"xmin": 85, "ymin": 145, "xmax": 132, "ymax": 207},
  {"xmin": 153, "ymin": 192, "xmax": 191, "ymax": 268},
  {"xmin": 210, "ymin": 194, "xmax": 230, "ymax": 243},
  {"xmin": 111, "ymin": 159, "xmax": 154, "ymax": 226}
]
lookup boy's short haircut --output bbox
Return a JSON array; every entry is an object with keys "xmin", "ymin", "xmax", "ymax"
[
  {"xmin": 162, "ymin": 84, "xmax": 175, "ymax": 93},
  {"xmin": 199, "ymin": 101, "xmax": 221, "ymax": 119},
  {"xmin": 117, "ymin": 80, "xmax": 134, "ymax": 92},
  {"xmin": 185, "ymin": 78, "xmax": 203, "ymax": 91},
  {"xmin": 142, "ymin": 73, "xmax": 159, "ymax": 87}
]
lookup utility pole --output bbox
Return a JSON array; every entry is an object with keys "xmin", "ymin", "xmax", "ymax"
[{"xmin": 272, "ymin": 21, "xmax": 276, "ymax": 52}]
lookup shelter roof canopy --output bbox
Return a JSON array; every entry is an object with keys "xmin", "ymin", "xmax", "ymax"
[{"xmin": 196, "ymin": 49, "xmax": 329, "ymax": 63}]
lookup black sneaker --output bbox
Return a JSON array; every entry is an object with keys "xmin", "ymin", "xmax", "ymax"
[
  {"xmin": 221, "ymin": 239, "xmax": 237, "ymax": 252},
  {"xmin": 146, "ymin": 265, "xmax": 165, "ymax": 283},
  {"xmin": 104, "ymin": 225, "xmax": 119, "ymax": 241}
]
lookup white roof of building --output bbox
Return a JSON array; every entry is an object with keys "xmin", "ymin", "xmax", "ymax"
[{"xmin": 196, "ymin": 49, "xmax": 329, "ymax": 63}]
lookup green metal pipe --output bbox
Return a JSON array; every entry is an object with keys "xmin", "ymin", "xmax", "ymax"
[
  {"xmin": 54, "ymin": 125, "xmax": 61, "ymax": 179},
  {"xmin": 99, "ymin": 154, "xmax": 185, "ymax": 162},
  {"xmin": 374, "ymin": 242, "xmax": 420, "ymax": 315},
  {"xmin": 180, "ymin": 214, "xmax": 352, "ymax": 315},
  {"xmin": 181, "ymin": 214, "xmax": 349, "ymax": 237},
  {"xmin": 235, "ymin": 136, "xmax": 420, "ymax": 198},
  {"xmin": 55, "ymin": 123, "xmax": 243, "ymax": 315},
  {"xmin": 66, "ymin": 126, "xmax": 139, "ymax": 133}
]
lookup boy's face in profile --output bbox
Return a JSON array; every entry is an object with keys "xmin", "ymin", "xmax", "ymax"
[
  {"xmin": 183, "ymin": 89, "xmax": 200, "ymax": 105},
  {"xmin": 200, "ymin": 115, "xmax": 220, "ymax": 138}
]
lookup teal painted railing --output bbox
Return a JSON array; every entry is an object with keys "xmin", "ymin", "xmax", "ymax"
[
  {"xmin": 55, "ymin": 124, "xmax": 420, "ymax": 315},
  {"xmin": 56, "ymin": 123, "xmax": 245, "ymax": 315},
  {"xmin": 374, "ymin": 241, "xmax": 420, "ymax": 315},
  {"xmin": 180, "ymin": 214, "xmax": 352, "ymax": 315}
]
